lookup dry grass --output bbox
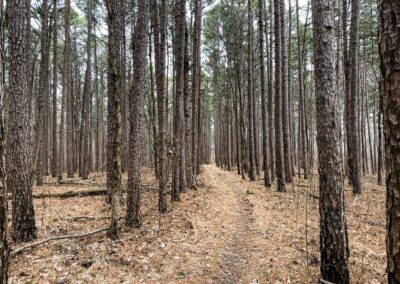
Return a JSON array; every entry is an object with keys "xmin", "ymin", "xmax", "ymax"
[{"xmin": 9, "ymin": 165, "xmax": 386, "ymax": 283}]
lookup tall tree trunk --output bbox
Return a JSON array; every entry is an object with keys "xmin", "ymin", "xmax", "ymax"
[
  {"xmin": 233, "ymin": 76, "xmax": 242, "ymax": 176},
  {"xmin": 26, "ymin": 0, "xmax": 33, "ymax": 124},
  {"xmin": 0, "ymin": 0, "xmax": 8, "ymax": 279},
  {"xmin": 288, "ymin": 1, "xmax": 295, "ymax": 178},
  {"xmin": 58, "ymin": 0, "xmax": 68, "ymax": 180},
  {"xmin": 106, "ymin": 0, "xmax": 122, "ymax": 238},
  {"xmin": 126, "ymin": 0, "xmax": 149, "ymax": 226},
  {"xmin": 313, "ymin": 0, "xmax": 350, "ymax": 282},
  {"xmin": 148, "ymin": 29, "xmax": 158, "ymax": 176},
  {"xmin": 252, "ymin": 62, "xmax": 260, "ymax": 176},
  {"xmin": 366, "ymin": 90, "xmax": 375, "ymax": 173},
  {"xmin": 247, "ymin": 0, "xmax": 256, "ymax": 181},
  {"xmin": 378, "ymin": 80, "xmax": 383, "ymax": 185},
  {"xmin": 280, "ymin": 0, "xmax": 292, "ymax": 182},
  {"xmin": 94, "ymin": 17, "xmax": 100, "ymax": 172},
  {"xmin": 172, "ymin": 0, "xmax": 186, "ymax": 200},
  {"xmin": 347, "ymin": 0, "xmax": 362, "ymax": 194},
  {"xmin": 64, "ymin": 0, "xmax": 73, "ymax": 179},
  {"xmin": 152, "ymin": 0, "xmax": 168, "ymax": 212},
  {"xmin": 191, "ymin": 0, "xmax": 202, "ymax": 185},
  {"xmin": 343, "ymin": 0, "xmax": 350, "ymax": 177},
  {"xmin": 80, "ymin": 0, "xmax": 93, "ymax": 180},
  {"xmin": 378, "ymin": 1, "xmax": 400, "ymax": 281},
  {"xmin": 259, "ymin": 0, "xmax": 271, "ymax": 187},
  {"xmin": 274, "ymin": 0, "xmax": 286, "ymax": 192},
  {"xmin": 267, "ymin": 0, "xmax": 275, "ymax": 181},
  {"xmin": 296, "ymin": 0, "xmax": 308, "ymax": 179},
  {"xmin": 72, "ymin": 34, "xmax": 79, "ymax": 175},
  {"xmin": 7, "ymin": 0, "xmax": 37, "ymax": 242},
  {"xmin": 120, "ymin": 3, "xmax": 128, "ymax": 173},
  {"xmin": 35, "ymin": 0, "xmax": 50, "ymax": 186},
  {"xmin": 183, "ymin": 27, "xmax": 192, "ymax": 186},
  {"xmin": 51, "ymin": 0, "xmax": 58, "ymax": 178}
]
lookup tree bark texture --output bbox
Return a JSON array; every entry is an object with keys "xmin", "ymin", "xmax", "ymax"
[
  {"xmin": 378, "ymin": 0, "xmax": 400, "ymax": 282},
  {"xmin": 7, "ymin": 0, "xmax": 37, "ymax": 242},
  {"xmin": 313, "ymin": 0, "xmax": 350, "ymax": 282},
  {"xmin": 126, "ymin": 0, "xmax": 149, "ymax": 226},
  {"xmin": 348, "ymin": 0, "xmax": 362, "ymax": 194},
  {"xmin": 259, "ymin": 0, "xmax": 271, "ymax": 187},
  {"xmin": 274, "ymin": 0, "xmax": 286, "ymax": 192},
  {"xmin": 105, "ymin": 0, "xmax": 122, "ymax": 238},
  {"xmin": 172, "ymin": 0, "xmax": 186, "ymax": 200},
  {"xmin": 0, "ymin": 0, "xmax": 8, "ymax": 279}
]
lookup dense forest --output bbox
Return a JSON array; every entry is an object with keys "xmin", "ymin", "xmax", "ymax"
[{"xmin": 0, "ymin": 0, "xmax": 398, "ymax": 282}]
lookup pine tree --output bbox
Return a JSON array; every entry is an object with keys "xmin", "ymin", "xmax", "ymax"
[
  {"xmin": 274, "ymin": 0, "xmax": 286, "ymax": 192},
  {"xmin": 0, "ymin": 0, "xmax": 8, "ymax": 279},
  {"xmin": 172, "ymin": 0, "xmax": 186, "ymax": 200},
  {"xmin": 126, "ymin": 0, "xmax": 149, "ymax": 226},
  {"xmin": 348, "ymin": 0, "xmax": 362, "ymax": 194},
  {"xmin": 51, "ymin": 0, "xmax": 58, "ymax": 178},
  {"xmin": 152, "ymin": 0, "xmax": 168, "ymax": 212},
  {"xmin": 106, "ymin": 0, "xmax": 122, "ymax": 238},
  {"xmin": 378, "ymin": 0, "xmax": 400, "ymax": 281},
  {"xmin": 280, "ymin": 0, "xmax": 292, "ymax": 182},
  {"xmin": 80, "ymin": 0, "xmax": 93, "ymax": 180},
  {"xmin": 313, "ymin": 0, "xmax": 350, "ymax": 282},
  {"xmin": 247, "ymin": 0, "xmax": 256, "ymax": 181},
  {"xmin": 191, "ymin": 0, "xmax": 202, "ymax": 185},
  {"xmin": 35, "ymin": 0, "xmax": 50, "ymax": 186},
  {"xmin": 7, "ymin": 0, "xmax": 37, "ymax": 242}
]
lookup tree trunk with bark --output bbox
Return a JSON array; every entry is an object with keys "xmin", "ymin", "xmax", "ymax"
[
  {"xmin": 274, "ymin": 0, "xmax": 286, "ymax": 192},
  {"xmin": 172, "ymin": 0, "xmax": 186, "ymax": 200},
  {"xmin": 191, "ymin": 0, "xmax": 202, "ymax": 186},
  {"xmin": 120, "ymin": 3, "xmax": 128, "ymax": 173},
  {"xmin": 280, "ymin": 0, "xmax": 292, "ymax": 182},
  {"xmin": 296, "ymin": 0, "xmax": 308, "ymax": 180},
  {"xmin": 267, "ymin": 0, "xmax": 275, "ymax": 181},
  {"xmin": 152, "ymin": 0, "xmax": 168, "ymax": 212},
  {"xmin": 80, "ymin": 0, "xmax": 93, "ymax": 180},
  {"xmin": 259, "ymin": 0, "xmax": 271, "ymax": 187},
  {"xmin": 35, "ymin": 0, "xmax": 50, "ymax": 186},
  {"xmin": 0, "ymin": 0, "xmax": 8, "ymax": 279},
  {"xmin": 313, "ymin": 0, "xmax": 350, "ymax": 282},
  {"xmin": 7, "ymin": 0, "xmax": 37, "ymax": 242},
  {"xmin": 348, "ymin": 0, "xmax": 361, "ymax": 194},
  {"xmin": 126, "ymin": 0, "xmax": 149, "ymax": 226},
  {"xmin": 183, "ymin": 27, "xmax": 192, "ymax": 187},
  {"xmin": 378, "ymin": 1, "xmax": 400, "ymax": 281},
  {"xmin": 247, "ymin": 0, "xmax": 256, "ymax": 181},
  {"xmin": 94, "ymin": 18, "xmax": 100, "ymax": 172},
  {"xmin": 51, "ymin": 0, "xmax": 58, "ymax": 178},
  {"xmin": 105, "ymin": 0, "xmax": 122, "ymax": 238},
  {"xmin": 61, "ymin": 0, "xmax": 72, "ymax": 180}
]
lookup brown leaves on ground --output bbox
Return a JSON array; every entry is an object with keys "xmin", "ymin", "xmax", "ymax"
[{"xmin": 9, "ymin": 165, "xmax": 385, "ymax": 283}]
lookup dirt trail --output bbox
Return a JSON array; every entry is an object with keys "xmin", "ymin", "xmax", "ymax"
[{"xmin": 206, "ymin": 168, "xmax": 255, "ymax": 283}]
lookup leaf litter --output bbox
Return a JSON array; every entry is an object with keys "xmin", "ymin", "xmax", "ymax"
[{"xmin": 9, "ymin": 166, "xmax": 386, "ymax": 283}]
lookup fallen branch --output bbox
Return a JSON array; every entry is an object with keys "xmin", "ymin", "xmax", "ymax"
[
  {"xmin": 32, "ymin": 184, "xmax": 171, "ymax": 199},
  {"xmin": 33, "ymin": 188, "xmax": 106, "ymax": 199},
  {"xmin": 319, "ymin": 279, "xmax": 335, "ymax": 284},
  {"xmin": 57, "ymin": 179, "xmax": 93, "ymax": 185},
  {"xmin": 11, "ymin": 226, "xmax": 109, "ymax": 257},
  {"xmin": 65, "ymin": 215, "xmax": 110, "ymax": 221},
  {"xmin": 365, "ymin": 220, "xmax": 385, "ymax": 228}
]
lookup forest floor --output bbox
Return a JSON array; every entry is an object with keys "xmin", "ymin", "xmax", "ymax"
[{"xmin": 9, "ymin": 165, "xmax": 386, "ymax": 284}]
